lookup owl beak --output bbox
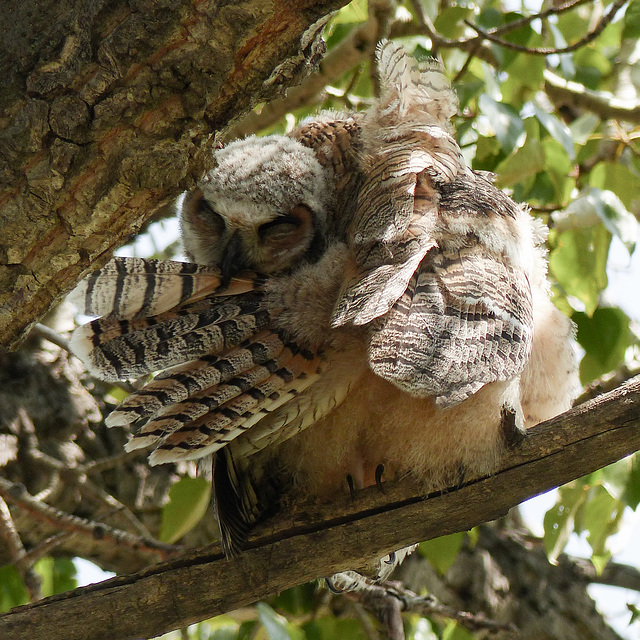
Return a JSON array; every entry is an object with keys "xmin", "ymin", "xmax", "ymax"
[{"xmin": 220, "ymin": 231, "xmax": 246, "ymax": 289}]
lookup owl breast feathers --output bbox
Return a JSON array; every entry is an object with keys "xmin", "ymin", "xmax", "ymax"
[{"xmin": 69, "ymin": 41, "xmax": 578, "ymax": 555}]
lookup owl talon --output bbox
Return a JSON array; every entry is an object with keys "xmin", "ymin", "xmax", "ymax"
[
  {"xmin": 500, "ymin": 404, "xmax": 526, "ymax": 448},
  {"xmin": 383, "ymin": 551, "xmax": 396, "ymax": 565},
  {"xmin": 324, "ymin": 577, "xmax": 345, "ymax": 594},
  {"xmin": 375, "ymin": 463, "xmax": 385, "ymax": 493},
  {"xmin": 346, "ymin": 474, "xmax": 356, "ymax": 500},
  {"xmin": 455, "ymin": 464, "xmax": 467, "ymax": 489}
]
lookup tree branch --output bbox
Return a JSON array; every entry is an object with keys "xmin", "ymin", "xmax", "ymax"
[
  {"xmin": 2, "ymin": 376, "xmax": 639, "ymax": 640},
  {"xmin": 464, "ymin": 0, "xmax": 627, "ymax": 55},
  {"xmin": 0, "ymin": 0, "xmax": 348, "ymax": 351},
  {"xmin": 544, "ymin": 69, "xmax": 640, "ymax": 124},
  {"xmin": 570, "ymin": 557, "xmax": 640, "ymax": 593},
  {"xmin": 0, "ymin": 478, "xmax": 180, "ymax": 562}
]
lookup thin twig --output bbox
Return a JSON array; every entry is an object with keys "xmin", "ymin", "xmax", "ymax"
[
  {"xmin": 350, "ymin": 580, "xmax": 519, "ymax": 636},
  {"xmin": 26, "ymin": 448, "xmax": 155, "ymax": 539},
  {"xmin": 79, "ymin": 480, "xmax": 155, "ymax": 539},
  {"xmin": 0, "ymin": 496, "xmax": 42, "ymax": 601},
  {"xmin": 22, "ymin": 533, "xmax": 75, "ymax": 566},
  {"xmin": 80, "ymin": 449, "xmax": 147, "ymax": 475},
  {"xmin": 452, "ymin": 46, "xmax": 480, "ymax": 84},
  {"xmin": 464, "ymin": 0, "xmax": 627, "ymax": 55},
  {"xmin": 347, "ymin": 599, "xmax": 382, "ymax": 640},
  {"xmin": 486, "ymin": 0, "xmax": 592, "ymax": 38},
  {"xmin": 0, "ymin": 478, "xmax": 181, "ymax": 560},
  {"xmin": 32, "ymin": 323, "xmax": 72, "ymax": 352},
  {"xmin": 391, "ymin": 585, "xmax": 519, "ymax": 635}
]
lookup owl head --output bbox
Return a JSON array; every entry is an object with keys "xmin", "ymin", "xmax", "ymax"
[{"xmin": 180, "ymin": 135, "xmax": 332, "ymax": 284}]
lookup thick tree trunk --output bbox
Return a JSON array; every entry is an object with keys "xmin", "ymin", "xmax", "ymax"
[{"xmin": 0, "ymin": 0, "xmax": 347, "ymax": 350}]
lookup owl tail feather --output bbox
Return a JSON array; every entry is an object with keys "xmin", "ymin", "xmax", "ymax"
[
  {"xmin": 141, "ymin": 339, "xmax": 323, "ymax": 464},
  {"xmin": 213, "ymin": 446, "xmax": 282, "ymax": 556}
]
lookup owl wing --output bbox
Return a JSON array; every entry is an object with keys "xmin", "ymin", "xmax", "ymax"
[
  {"xmin": 68, "ymin": 257, "xmax": 257, "ymax": 320},
  {"xmin": 369, "ymin": 246, "xmax": 534, "ymax": 407},
  {"xmin": 332, "ymin": 42, "xmax": 465, "ymax": 328},
  {"xmin": 69, "ymin": 257, "xmax": 335, "ymax": 466}
]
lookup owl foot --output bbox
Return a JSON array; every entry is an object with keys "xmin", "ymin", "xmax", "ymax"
[
  {"xmin": 375, "ymin": 463, "xmax": 385, "ymax": 493},
  {"xmin": 325, "ymin": 545, "xmax": 418, "ymax": 593},
  {"xmin": 500, "ymin": 404, "xmax": 526, "ymax": 448},
  {"xmin": 346, "ymin": 474, "xmax": 356, "ymax": 500}
]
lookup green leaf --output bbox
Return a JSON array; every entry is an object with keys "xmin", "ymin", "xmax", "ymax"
[
  {"xmin": 201, "ymin": 615, "xmax": 240, "ymax": 640},
  {"xmin": 590, "ymin": 162, "xmax": 640, "ymax": 213},
  {"xmin": 273, "ymin": 583, "xmax": 317, "ymax": 615},
  {"xmin": 477, "ymin": 8, "xmax": 504, "ymax": 30},
  {"xmin": 494, "ymin": 138, "xmax": 545, "ymax": 187},
  {"xmin": 303, "ymin": 617, "xmax": 367, "ymax": 640},
  {"xmin": 622, "ymin": 0, "xmax": 640, "ymax": 38},
  {"xmin": 628, "ymin": 602, "xmax": 640, "ymax": 624},
  {"xmin": 442, "ymin": 620, "xmax": 474, "ymax": 640},
  {"xmin": 502, "ymin": 49, "xmax": 545, "ymax": 95},
  {"xmin": 330, "ymin": 0, "xmax": 367, "ymax": 25},
  {"xmin": 574, "ymin": 48, "xmax": 611, "ymax": 89},
  {"xmin": 160, "ymin": 476, "xmax": 211, "ymax": 544},
  {"xmin": 582, "ymin": 485, "xmax": 621, "ymax": 564},
  {"xmin": 573, "ymin": 307, "xmax": 631, "ymax": 384},
  {"xmin": 543, "ymin": 482, "xmax": 588, "ymax": 563},
  {"xmin": 237, "ymin": 620, "xmax": 258, "ymax": 640},
  {"xmin": 556, "ymin": 188, "xmax": 637, "ymax": 255},
  {"xmin": 548, "ymin": 225, "xmax": 610, "ymax": 316},
  {"xmin": 257, "ymin": 603, "xmax": 291, "ymax": 640},
  {"xmin": 454, "ymin": 79, "xmax": 485, "ymax": 111},
  {"xmin": 418, "ymin": 532, "xmax": 465, "ymax": 574},
  {"xmin": 592, "ymin": 189, "xmax": 637, "ymax": 254},
  {"xmin": 548, "ymin": 22, "xmax": 575, "ymax": 78},
  {"xmin": 542, "ymin": 139, "xmax": 574, "ymax": 205},
  {"xmin": 569, "ymin": 113, "xmax": 600, "ymax": 145},
  {"xmin": 434, "ymin": 7, "xmax": 474, "ymax": 39},
  {"xmin": 623, "ymin": 454, "xmax": 640, "ymax": 510},
  {"xmin": 478, "ymin": 95, "xmax": 525, "ymax": 153},
  {"xmin": 105, "ymin": 385, "xmax": 131, "ymax": 404},
  {"xmin": 530, "ymin": 104, "xmax": 575, "ymax": 160},
  {"xmin": 34, "ymin": 557, "xmax": 77, "ymax": 597},
  {"xmin": 473, "ymin": 135, "xmax": 502, "ymax": 171},
  {"xmin": 591, "ymin": 553, "xmax": 611, "ymax": 575},
  {"xmin": 0, "ymin": 565, "xmax": 28, "ymax": 612},
  {"xmin": 601, "ymin": 458, "xmax": 634, "ymax": 501}
]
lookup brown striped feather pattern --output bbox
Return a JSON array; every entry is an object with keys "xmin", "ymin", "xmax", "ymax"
[{"xmin": 69, "ymin": 42, "xmax": 578, "ymax": 566}]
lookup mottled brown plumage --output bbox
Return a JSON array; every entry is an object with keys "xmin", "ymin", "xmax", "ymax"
[{"xmin": 70, "ymin": 42, "xmax": 578, "ymax": 569}]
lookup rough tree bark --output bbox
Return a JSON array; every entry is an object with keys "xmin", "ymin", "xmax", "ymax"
[{"xmin": 0, "ymin": 0, "xmax": 348, "ymax": 351}]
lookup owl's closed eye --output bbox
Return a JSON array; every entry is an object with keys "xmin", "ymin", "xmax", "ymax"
[{"xmin": 179, "ymin": 135, "xmax": 332, "ymax": 282}]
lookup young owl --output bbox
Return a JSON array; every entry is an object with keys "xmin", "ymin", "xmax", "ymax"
[{"xmin": 70, "ymin": 42, "xmax": 578, "ymax": 563}]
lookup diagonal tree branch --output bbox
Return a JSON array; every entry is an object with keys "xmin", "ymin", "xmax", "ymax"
[
  {"xmin": 2, "ymin": 376, "xmax": 640, "ymax": 640},
  {"xmin": 0, "ymin": 0, "xmax": 349, "ymax": 351}
]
